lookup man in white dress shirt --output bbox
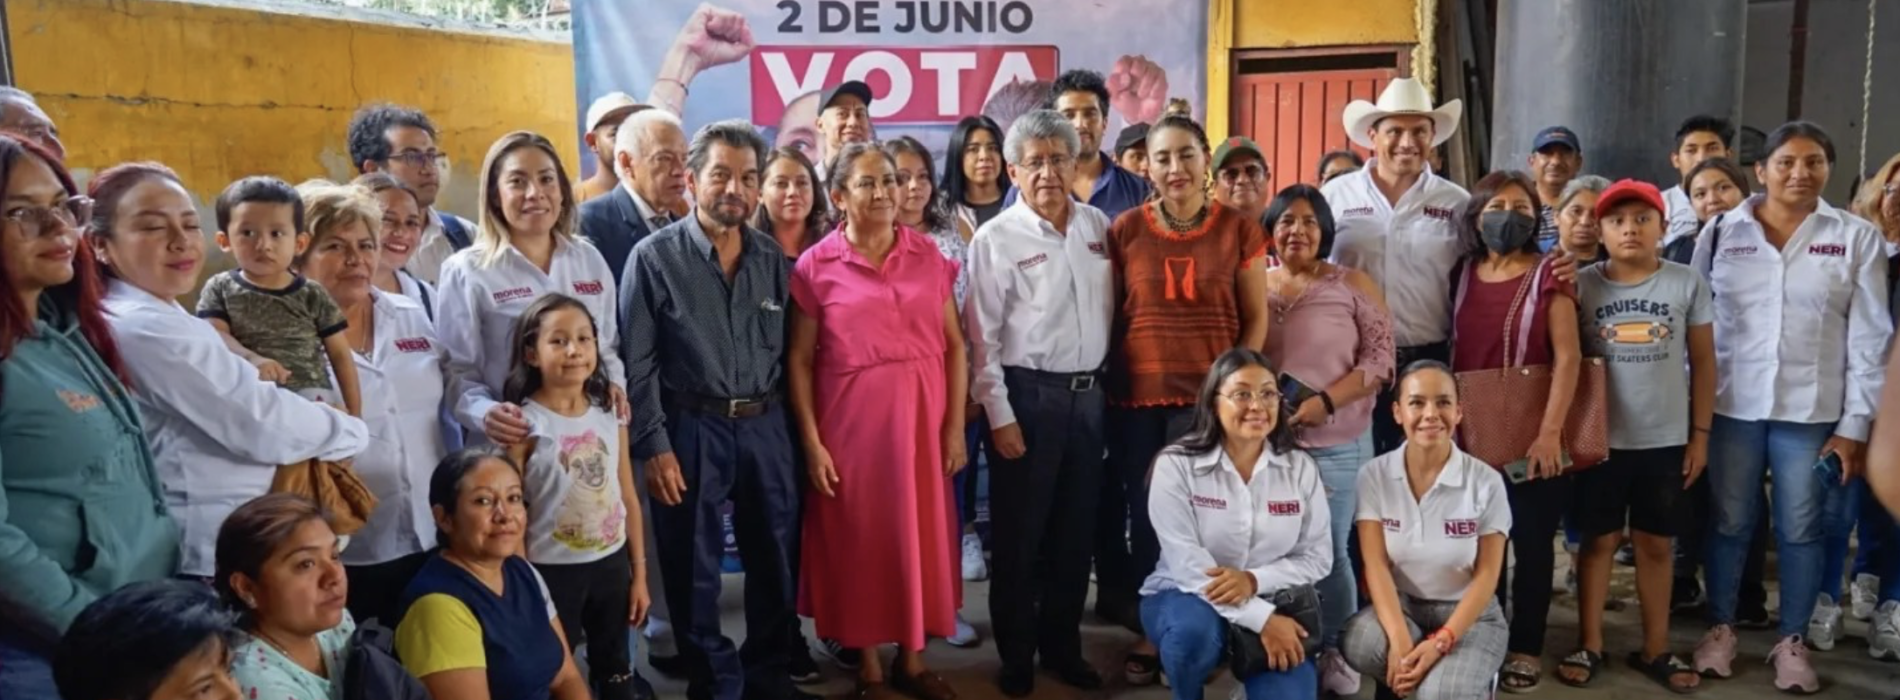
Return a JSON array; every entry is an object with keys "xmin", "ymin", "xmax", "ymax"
[
  {"xmin": 1321, "ymin": 78, "xmax": 1471, "ymax": 453},
  {"xmin": 965, "ymin": 109, "xmax": 1113, "ymax": 697},
  {"xmin": 1661, "ymin": 115, "xmax": 1736, "ymax": 248}
]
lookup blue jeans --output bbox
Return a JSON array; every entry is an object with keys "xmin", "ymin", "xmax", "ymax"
[
  {"xmin": 0, "ymin": 632, "xmax": 61, "ymax": 700},
  {"xmin": 954, "ymin": 416, "xmax": 990, "ymax": 529},
  {"xmin": 1307, "ymin": 431, "xmax": 1371, "ymax": 650},
  {"xmin": 1140, "ymin": 589, "xmax": 1319, "ymax": 700},
  {"xmin": 1705, "ymin": 417, "xmax": 1840, "ymax": 637},
  {"xmin": 1819, "ymin": 479, "xmax": 1893, "ymax": 598}
]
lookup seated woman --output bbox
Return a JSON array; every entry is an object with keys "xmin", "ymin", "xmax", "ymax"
[
  {"xmin": 216, "ymin": 494, "xmax": 357, "ymax": 699},
  {"xmin": 1340, "ymin": 360, "xmax": 1511, "ymax": 700},
  {"xmin": 394, "ymin": 448, "xmax": 589, "ymax": 700},
  {"xmin": 1141, "ymin": 347, "xmax": 1331, "ymax": 700},
  {"xmin": 53, "ymin": 580, "xmax": 241, "ymax": 700}
]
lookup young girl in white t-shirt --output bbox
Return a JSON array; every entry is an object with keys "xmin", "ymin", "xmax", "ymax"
[{"xmin": 503, "ymin": 293, "xmax": 650, "ymax": 700}]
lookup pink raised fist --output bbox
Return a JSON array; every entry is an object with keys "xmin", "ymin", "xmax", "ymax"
[
  {"xmin": 1107, "ymin": 54, "xmax": 1171, "ymax": 126},
  {"xmin": 676, "ymin": 3, "xmax": 756, "ymax": 72}
]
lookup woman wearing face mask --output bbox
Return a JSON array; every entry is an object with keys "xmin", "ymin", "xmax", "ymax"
[
  {"xmin": 90, "ymin": 163, "xmax": 368, "ymax": 583},
  {"xmin": 1104, "ymin": 114, "xmax": 1271, "ymax": 685},
  {"xmin": 217, "ymin": 495, "xmax": 360, "ymax": 699},
  {"xmin": 939, "ymin": 116, "xmax": 1013, "ymax": 240},
  {"xmin": 1690, "ymin": 122, "xmax": 1892, "ymax": 694},
  {"xmin": 354, "ymin": 172, "xmax": 438, "ymax": 318},
  {"xmin": 754, "ymin": 146, "xmax": 829, "ymax": 260},
  {"xmin": 1663, "ymin": 158, "xmax": 1751, "ymax": 266},
  {"xmin": 1447, "ymin": 170, "xmax": 1580, "ymax": 693},
  {"xmin": 1141, "ymin": 348, "xmax": 1331, "ymax": 700},
  {"xmin": 1340, "ymin": 360, "xmax": 1511, "ymax": 700},
  {"xmin": 1554, "ymin": 175, "xmax": 1610, "ymax": 264},
  {"xmin": 884, "ymin": 135, "xmax": 983, "ymax": 648}
]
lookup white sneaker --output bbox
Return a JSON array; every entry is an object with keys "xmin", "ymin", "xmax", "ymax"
[
  {"xmin": 1872, "ymin": 601, "xmax": 1900, "ymax": 661},
  {"xmin": 1853, "ymin": 573, "xmax": 1882, "ymax": 621},
  {"xmin": 961, "ymin": 533, "xmax": 989, "ymax": 581},
  {"xmin": 1318, "ymin": 647, "xmax": 1361, "ymax": 696},
  {"xmin": 1808, "ymin": 593, "xmax": 1843, "ymax": 651},
  {"xmin": 946, "ymin": 612, "xmax": 981, "ymax": 648},
  {"xmin": 644, "ymin": 615, "xmax": 678, "ymax": 657}
]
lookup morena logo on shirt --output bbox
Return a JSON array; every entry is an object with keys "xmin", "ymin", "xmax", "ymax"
[
  {"xmin": 493, "ymin": 286, "xmax": 536, "ymax": 303},
  {"xmin": 1266, "ymin": 501, "xmax": 1301, "ymax": 516},
  {"xmin": 1422, "ymin": 206, "xmax": 1456, "ymax": 221},
  {"xmin": 1342, "ymin": 207, "xmax": 1376, "ymax": 217},
  {"xmin": 1017, "ymin": 253, "xmax": 1049, "ymax": 271},
  {"xmin": 1087, "ymin": 242, "xmax": 1106, "ymax": 256},
  {"xmin": 1720, "ymin": 245, "xmax": 1758, "ymax": 259},
  {"xmin": 1809, "ymin": 243, "xmax": 1848, "ymax": 258},
  {"xmin": 572, "ymin": 280, "xmax": 606, "ymax": 296},
  {"xmin": 394, "ymin": 337, "xmax": 433, "ymax": 353},
  {"xmin": 1190, "ymin": 494, "xmax": 1227, "ymax": 510},
  {"xmin": 1382, "ymin": 518, "xmax": 1403, "ymax": 532},
  {"xmin": 57, "ymin": 389, "xmax": 101, "ymax": 414},
  {"xmin": 1443, "ymin": 519, "xmax": 1479, "ymax": 538}
]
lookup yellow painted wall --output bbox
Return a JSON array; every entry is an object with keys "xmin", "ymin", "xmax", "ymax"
[
  {"xmin": 1206, "ymin": 0, "xmax": 1422, "ymax": 141},
  {"xmin": 10, "ymin": 0, "xmax": 577, "ymax": 221}
]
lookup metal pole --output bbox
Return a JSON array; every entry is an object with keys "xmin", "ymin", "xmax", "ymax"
[{"xmin": 0, "ymin": 0, "xmax": 15, "ymax": 86}]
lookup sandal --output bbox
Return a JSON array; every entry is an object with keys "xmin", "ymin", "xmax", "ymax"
[
  {"xmin": 1628, "ymin": 651, "xmax": 1699, "ymax": 694},
  {"xmin": 1123, "ymin": 652, "xmax": 1159, "ymax": 686},
  {"xmin": 1556, "ymin": 649, "xmax": 1604, "ymax": 688},
  {"xmin": 1500, "ymin": 657, "xmax": 1542, "ymax": 694}
]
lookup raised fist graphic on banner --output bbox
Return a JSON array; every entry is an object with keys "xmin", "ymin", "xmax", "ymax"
[{"xmin": 1107, "ymin": 54, "xmax": 1170, "ymax": 126}]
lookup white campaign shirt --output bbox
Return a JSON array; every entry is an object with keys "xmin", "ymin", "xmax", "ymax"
[
  {"xmin": 1323, "ymin": 163, "xmax": 1470, "ymax": 347},
  {"xmin": 964, "ymin": 202, "xmax": 1115, "ymax": 427},
  {"xmin": 1662, "ymin": 184, "xmax": 1699, "ymax": 249},
  {"xmin": 1354, "ymin": 444, "xmax": 1511, "ymax": 602},
  {"xmin": 395, "ymin": 269, "xmax": 439, "ymax": 320},
  {"xmin": 1691, "ymin": 195, "xmax": 1893, "ymax": 440},
  {"xmin": 404, "ymin": 211, "xmax": 474, "ymax": 286},
  {"xmin": 1141, "ymin": 445, "xmax": 1332, "ymax": 632},
  {"xmin": 340, "ymin": 290, "xmax": 453, "ymax": 567},
  {"xmin": 436, "ymin": 236, "xmax": 627, "ymax": 439},
  {"xmin": 103, "ymin": 281, "xmax": 370, "ymax": 576}
]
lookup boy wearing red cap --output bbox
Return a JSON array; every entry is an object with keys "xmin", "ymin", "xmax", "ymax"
[{"xmin": 1563, "ymin": 179, "xmax": 1714, "ymax": 692}]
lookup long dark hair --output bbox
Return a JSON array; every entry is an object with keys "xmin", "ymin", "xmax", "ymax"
[
  {"xmin": 1169, "ymin": 348, "xmax": 1296, "ymax": 457},
  {"xmin": 0, "ymin": 136, "xmax": 128, "ymax": 385},
  {"xmin": 938, "ymin": 115, "xmax": 1012, "ymax": 209},
  {"xmin": 1457, "ymin": 170, "xmax": 1543, "ymax": 260},
  {"xmin": 751, "ymin": 146, "xmax": 828, "ymax": 254},
  {"xmin": 502, "ymin": 293, "xmax": 611, "ymax": 409},
  {"xmin": 882, "ymin": 136, "xmax": 951, "ymax": 233},
  {"xmin": 213, "ymin": 494, "xmax": 333, "ymax": 628}
]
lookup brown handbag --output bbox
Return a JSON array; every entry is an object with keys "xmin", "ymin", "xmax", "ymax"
[
  {"xmin": 1450, "ymin": 260, "xmax": 1610, "ymax": 471},
  {"xmin": 271, "ymin": 459, "xmax": 379, "ymax": 535}
]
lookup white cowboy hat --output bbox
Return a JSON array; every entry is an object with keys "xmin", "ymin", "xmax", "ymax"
[{"xmin": 1342, "ymin": 78, "xmax": 1462, "ymax": 150}]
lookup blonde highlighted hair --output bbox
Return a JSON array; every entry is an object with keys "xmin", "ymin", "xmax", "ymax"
[
  {"xmin": 1852, "ymin": 152, "xmax": 1900, "ymax": 242},
  {"xmin": 474, "ymin": 131, "xmax": 578, "ymax": 268},
  {"xmin": 293, "ymin": 179, "xmax": 383, "ymax": 269}
]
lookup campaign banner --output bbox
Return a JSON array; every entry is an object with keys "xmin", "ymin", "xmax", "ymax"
[{"xmin": 571, "ymin": 0, "xmax": 1208, "ymax": 176}]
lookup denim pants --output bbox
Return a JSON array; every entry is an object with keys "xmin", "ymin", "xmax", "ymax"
[
  {"xmin": 1307, "ymin": 431, "xmax": 1372, "ymax": 650},
  {"xmin": 0, "ymin": 631, "xmax": 60, "ymax": 700},
  {"xmin": 953, "ymin": 416, "xmax": 990, "ymax": 530},
  {"xmin": 1139, "ymin": 589, "xmax": 1318, "ymax": 700},
  {"xmin": 1705, "ymin": 416, "xmax": 1839, "ymax": 638},
  {"xmin": 1820, "ymin": 479, "xmax": 1890, "ymax": 598}
]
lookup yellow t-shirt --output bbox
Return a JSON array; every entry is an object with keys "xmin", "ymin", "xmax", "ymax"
[{"xmin": 394, "ymin": 593, "xmax": 487, "ymax": 677}]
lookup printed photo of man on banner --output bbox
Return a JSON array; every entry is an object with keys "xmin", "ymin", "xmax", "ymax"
[{"xmin": 570, "ymin": 0, "xmax": 1207, "ymax": 177}]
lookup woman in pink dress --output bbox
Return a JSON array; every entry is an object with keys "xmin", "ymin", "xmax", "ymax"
[{"xmin": 788, "ymin": 141, "xmax": 970, "ymax": 700}]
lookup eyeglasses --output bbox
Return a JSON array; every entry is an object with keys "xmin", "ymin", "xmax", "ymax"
[
  {"xmin": 4, "ymin": 196, "xmax": 91, "ymax": 239},
  {"xmin": 388, "ymin": 150, "xmax": 450, "ymax": 171},
  {"xmin": 1220, "ymin": 389, "xmax": 1282, "ymax": 407},
  {"xmin": 1218, "ymin": 163, "xmax": 1268, "ymax": 184},
  {"xmin": 1019, "ymin": 155, "xmax": 1074, "ymax": 173}
]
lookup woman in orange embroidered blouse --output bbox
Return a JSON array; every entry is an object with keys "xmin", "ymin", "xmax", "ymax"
[{"xmin": 1098, "ymin": 114, "xmax": 1271, "ymax": 686}]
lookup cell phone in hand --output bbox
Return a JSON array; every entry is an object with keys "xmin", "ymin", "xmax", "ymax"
[
  {"xmin": 1279, "ymin": 373, "xmax": 1319, "ymax": 411},
  {"xmin": 1815, "ymin": 452, "xmax": 1845, "ymax": 487}
]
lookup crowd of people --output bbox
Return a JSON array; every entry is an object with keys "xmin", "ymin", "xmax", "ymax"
[{"xmin": 0, "ymin": 63, "xmax": 1897, "ymax": 700}]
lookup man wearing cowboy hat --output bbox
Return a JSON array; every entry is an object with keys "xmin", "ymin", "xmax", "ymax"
[{"xmin": 1320, "ymin": 77, "xmax": 1470, "ymax": 457}]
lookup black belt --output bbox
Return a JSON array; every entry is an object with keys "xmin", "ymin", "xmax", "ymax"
[
  {"xmin": 1004, "ymin": 366, "xmax": 1101, "ymax": 392},
  {"xmin": 664, "ymin": 390, "xmax": 779, "ymax": 418}
]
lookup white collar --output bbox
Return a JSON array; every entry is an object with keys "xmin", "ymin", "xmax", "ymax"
[
  {"xmin": 1185, "ymin": 444, "xmax": 1292, "ymax": 476},
  {"xmin": 1380, "ymin": 442, "xmax": 1470, "ymax": 489},
  {"xmin": 623, "ymin": 183, "xmax": 663, "ymax": 223}
]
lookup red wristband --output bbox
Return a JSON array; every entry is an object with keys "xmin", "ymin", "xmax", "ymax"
[{"xmin": 1428, "ymin": 627, "xmax": 1457, "ymax": 654}]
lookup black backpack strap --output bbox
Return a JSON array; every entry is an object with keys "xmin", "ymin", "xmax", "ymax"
[
  {"xmin": 1699, "ymin": 213, "xmax": 1725, "ymax": 280},
  {"xmin": 438, "ymin": 213, "xmax": 472, "ymax": 251}
]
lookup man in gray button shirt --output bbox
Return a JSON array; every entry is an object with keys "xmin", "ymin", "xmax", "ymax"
[{"xmin": 620, "ymin": 119, "xmax": 811, "ymax": 700}]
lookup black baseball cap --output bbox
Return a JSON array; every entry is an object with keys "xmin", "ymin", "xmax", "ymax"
[
  {"xmin": 1115, "ymin": 123, "xmax": 1151, "ymax": 155},
  {"xmin": 1533, "ymin": 125, "xmax": 1581, "ymax": 153},
  {"xmin": 821, "ymin": 81, "xmax": 874, "ymax": 112}
]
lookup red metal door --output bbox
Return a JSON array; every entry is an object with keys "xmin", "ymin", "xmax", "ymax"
[{"xmin": 1232, "ymin": 66, "xmax": 1397, "ymax": 187}]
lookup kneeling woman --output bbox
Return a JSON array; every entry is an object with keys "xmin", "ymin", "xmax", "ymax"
[
  {"xmin": 1141, "ymin": 348, "xmax": 1331, "ymax": 700},
  {"xmin": 1340, "ymin": 360, "xmax": 1510, "ymax": 699}
]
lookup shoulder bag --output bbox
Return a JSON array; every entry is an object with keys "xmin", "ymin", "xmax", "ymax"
[
  {"xmin": 1225, "ymin": 584, "xmax": 1324, "ymax": 679},
  {"xmin": 272, "ymin": 458, "xmax": 379, "ymax": 535}
]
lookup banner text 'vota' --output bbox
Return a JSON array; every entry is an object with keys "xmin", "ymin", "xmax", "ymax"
[
  {"xmin": 775, "ymin": 0, "xmax": 1036, "ymax": 34},
  {"xmin": 751, "ymin": 45, "xmax": 1058, "ymax": 125}
]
